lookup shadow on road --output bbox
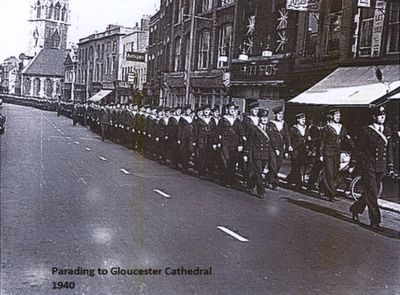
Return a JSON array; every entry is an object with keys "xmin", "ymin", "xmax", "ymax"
[{"xmin": 283, "ymin": 198, "xmax": 400, "ymax": 240}]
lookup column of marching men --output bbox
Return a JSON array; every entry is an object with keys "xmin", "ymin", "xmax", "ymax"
[{"xmin": 70, "ymin": 101, "xmax": 394, "ymax": 230}]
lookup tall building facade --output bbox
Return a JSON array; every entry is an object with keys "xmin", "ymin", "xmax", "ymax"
[
  {"xmin": 21, "ymin": 0, "xmax": 70, "ymax": 100},
  {"xmin": 147, "ymin": 0, "xmax": 235, "ymax": 109}
]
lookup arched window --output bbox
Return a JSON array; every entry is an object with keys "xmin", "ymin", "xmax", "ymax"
[
  {"xmin": 47, "ymin": 4, "xmax": 53, "ymax": 19},
  {"xmin": 24, "ymin": 78, "xmax": 31, "ymax": 95},
  {"xmin": 36, "ymin": 1, "xmax": 41, "ymax": 18},
  {"xmin": 61, "ymin": 5, "xmax": 67, "ymax": 21},
  {"xmin": 34, "ymin": 78, "xmax": 41, "ymax": 96},
  {"xmin": 202, "ymin": 0, "xmax": 212, "ymax": 13},
  {"xmin": 54, "ymin": 2, "xmax": 61, "ymax": 20},
  {"xmin": 198, "ymin": 30, "xmax": 210, "ymax": 69},
  {"xmin": 174, "ymin": 37, "xmax": 182, "ymax": 72},
  {"xmin": 45, "ymin": 78, "xmax": 53, "ymax": 97},
  {"xmin": 51, "ymin": 30, "xmax": 60, "ymax": 48}
]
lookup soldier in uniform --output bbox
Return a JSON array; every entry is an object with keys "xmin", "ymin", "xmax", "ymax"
[
  {"xmin": 154, "ymin": 107, "xmax": 168, "ymax": 162},
  {"xmin": 193, "ymin": 104, "xmax": 216, "ymax": 178},
  {"xmin": 350, "ymin": 106, "xmax": 394, "ymax": 230},
  {"xmin": 217, "ymin": 102, "xmax": 246, "ymax": 187},
  {"xmin": 167, "ymin": 106, "xmax": 182, "ymax": 168},
  {"xmin": 320, "ymin": 108, "xmax": 351, "ymax": 202},
  {"xmin": 178, "ymin": 105, "xmax": 195, "ymax": 173},
  {"xmin": 246, "ymin": 109, "xmax": 272, "ymax": 198},
  {"xmin": 287, "ymin": 112, "xmax": 309, "ymax": 190},
  {"xmin": 266, "ymin": 106, "xmax": 292, "ymax": 190},
  {"xmin": 135, "ymin": 105, "xmax": 147, "ymax": 152},
  {"xmin": 99, "ymin": 103, "xmax": 109, "ymax": 141}
]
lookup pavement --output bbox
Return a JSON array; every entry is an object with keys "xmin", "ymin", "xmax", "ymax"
[
  {"xmin": 1, "ymin": 104, "xmax": 399, "ymax": 295},
  {"xmin": 279, "ymin": 159, "xmax": 400, "ymax": 213}
]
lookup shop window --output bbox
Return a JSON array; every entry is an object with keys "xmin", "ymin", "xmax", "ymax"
[
  {"xmin": 326, "ymin": 0, "xmax": 342, "ymax": 53},
  {"xmin": 112, "ymin": 40, "xmax": 117, "ymax": 53},
  {"xmin": 303, "ymin": 12, "xmax": 319, "ymax": 57},
  {"xmin": 198, "ymin": 30, "xmax": 210, "ymax": 69},
  {"xmin": 387, "ymin": 2, "xmax": 400, "ymax": 54},
  {"xmin": 218, "ymin": 23, "xmax": 232, "ymax": 68},
  {"xmin": 54, "ymin": 2, "xmax": 61, "ymax": 21},
  {"xmin": 359, "ymin": 7, "xmax": 375, "ymax": 56},
  {"xmin": 202, "ymin": 0, "xmax": 212, "ymax": 13}
]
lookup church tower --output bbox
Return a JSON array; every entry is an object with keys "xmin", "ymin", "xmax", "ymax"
[{"xmin": 28, "ymin": 0, "xmax": 70, "ymax": 56}]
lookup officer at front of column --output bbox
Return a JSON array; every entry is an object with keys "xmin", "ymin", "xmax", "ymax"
[{"xmin": 350, "ymin": 106, "xmax": 394, "ymax": 231}]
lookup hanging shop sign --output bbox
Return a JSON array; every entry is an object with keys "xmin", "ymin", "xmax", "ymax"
[
  {"xmin": 286, "ymin": 0, "xmax": 321, "ymax": 12},
  {"xmin": 126, "ymin": 52, "xmax": 146, "ymax": 62},
  {"xmin": 371, "ymin": 0, "xmax": 386, "ymax": 57},
  {"xmin": 357, "ymin": 0, "xmax": 371, "ymax": 8},
  {"xmin": 231, "ymin": 59, "xmax": 290, "ymax": 82}
]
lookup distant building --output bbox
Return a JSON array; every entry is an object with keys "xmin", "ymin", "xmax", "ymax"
[
  {"xmin": 63, "ymin": 46, "xmax": 78, "ymax": 102},
  {"xmin": 20, "ymin": 0, "xmax": 71, "ymax": 100},
  {"xmin": 0, "ymin": 56, "xmax": 21, "ymax": 95}
]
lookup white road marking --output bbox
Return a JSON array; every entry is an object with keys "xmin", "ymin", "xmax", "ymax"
[
  {"xmin": 100, "ymin": 156, "xmax": 107, "ymax": 161},
  {"xmin": 78, "ymin": 177, "xmax": 87, "ymax": 185},
  {"xmin": 85, "ymin": 147, "xmax": 91, "ymax": 151},
  {"xmin": 74, "ymin": 141, "xmax": 80, "ymax": 145},
  {"xmin": 66, "ymin": 136, "xmax": 71, "ymax": 139},
  {"xmin": 120, "ymin": 169, "xmax": 131, "ymax": 175},
  {"xmin": 154, "ymin": 189, "xmax": 170, "ymax": 198},
  {"xmin": 217, "ymin": 226, "xmax": 249, "ymax": 242}
]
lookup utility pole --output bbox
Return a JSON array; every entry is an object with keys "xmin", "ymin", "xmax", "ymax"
[{"xmin": 185, "ymin": 0, "xmax": 196, "ymax": 105}]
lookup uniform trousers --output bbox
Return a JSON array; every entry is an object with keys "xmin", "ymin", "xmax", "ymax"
[{"xmin": 350, "ymin": 170, "xmax": 383, "ymax": 225}]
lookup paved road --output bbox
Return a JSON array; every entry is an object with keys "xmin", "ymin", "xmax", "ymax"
[{"xmin": 1, "ymin": 104, "xmax": 399, "ymax": 295}]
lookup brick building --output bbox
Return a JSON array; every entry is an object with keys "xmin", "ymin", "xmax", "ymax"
[{"xmin": 147, "ymin": 0, "xmax": 236, "ymax": 110}]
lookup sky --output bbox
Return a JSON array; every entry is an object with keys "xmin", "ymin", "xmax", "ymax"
[{"xmin": 0, "ymin": 0, "xmax": 158, "ymax": 61}]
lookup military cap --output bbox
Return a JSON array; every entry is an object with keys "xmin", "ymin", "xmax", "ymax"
[
  {"xmin": 202, "ymin": 104, "xmax": 211, "ymax": 110},
  {"xmin": 248, "ymin": 102, "xmax": 260, "ymax": 109},
  {"xmin": 175, "ymin": 105, "xmax": 182, "ymax": 110},
  {"xmin": 327, "ymin": 107, "xmax": 340, "ymax": 115},
  {"xmin": 226, "ymin": 102, "xmax": 236, "ymax": 109},
  {"xmin": 157, "ymin": 106, "xmax": 164, "ymax": 112},
  {"xmin": 212, "ymin": 107, "xmax": 220, "ymax": 112},
  {"xmin": 183, "ymin": 104, "xmax": 192, "ymax": 110},
  {"xmin": 272, "ymin": 106, "xmax": 283, "ymax": 114},
  {"xmin": 258, "ymin": 109, "xmax": 269, "ymax": 117},
  {"xmin": 295, "ymin": 112, "xmax": 306, "ymax": 119},
  {"xmin": 372, "ymin": 105, "xmax": 386, "ymax": 116}
]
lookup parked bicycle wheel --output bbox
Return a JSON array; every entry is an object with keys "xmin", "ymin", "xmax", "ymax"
[{"xmin": 350, "ymin": 176, "xmax": 383, "ymax": 201}]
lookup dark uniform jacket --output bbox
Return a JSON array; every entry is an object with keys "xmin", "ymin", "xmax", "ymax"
[
  {"xmin": 266, "ymin": 120, "xmax": 291, "ymax": 152},
  {"xmin": 194, "ymin": 117, "xmax": 216, "ymax": 148},
  {"xmin": 217, "ymin": 116, "xmax": 245, "ymax": 148},
  {"xmin": 320, "ymin": 124, "xmax": 349, "ymax": 156},
  {"xmin": 290, "ymin": 125, "xmax": 309, "ymax": 157},
  {"xmin": 248, "ymin": 125, "xmax": 271, "ymax": 160},
  {"xmin": 178, "ymin": 116, "xmax": 195, "ymax": 145},
  {"xmin": 353, "ymin": 125, "xmax": 393, "ymax": 173}
]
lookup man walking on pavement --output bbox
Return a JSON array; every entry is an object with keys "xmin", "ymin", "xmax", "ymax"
[{"xmin": 350, "ymin": 106, "xmax": 394, "ymax": 230}]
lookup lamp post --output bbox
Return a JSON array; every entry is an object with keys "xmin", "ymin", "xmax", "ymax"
[{"xmin": 185, "ymin": 0, "xmax": 197, "ymax": 105}]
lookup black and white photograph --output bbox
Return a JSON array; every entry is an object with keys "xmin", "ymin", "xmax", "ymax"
[{"xmin": 0, "ymin": 0, "xmax": 399, "ymax": 294}]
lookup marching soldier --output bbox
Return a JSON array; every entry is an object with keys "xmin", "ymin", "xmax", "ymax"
[
  {"xmin": 193, "ymin": 104, "xmax": 216, "ymax": 178},
  {"xmin": 287, "ymin": 112, "xmax": 309, "ymax": 190},
  {"xmin": 266, "ymin": 106, "xmax": 292, "ymax": 190},
  {"xmin": 350, "ymin": 106, "xmax": 394, "ymax": 230},
  {"xmin": 217, "ymin": 102, "xmax": 246, "ymax": 187},
  {"xmin": 167, "ymin": 106, "xmax": 182, "ymax": 168},
  {"xmin": 178, "ymin": 105, "xmax": 195, "ymax": 173},
  {"xmin": 155, "ymin": 107, "xmax": 168, "ymax": 162},
  {"xmin": 320, "ymin": 108, "xmax": 352, "ymax": 202},
  {"xmin": 99, "ymin": 103, "xmax": 109, "ymax": 141},
  {"xmin": 246, "ymin": 109, "xmax": 271, "ymax": 199}
]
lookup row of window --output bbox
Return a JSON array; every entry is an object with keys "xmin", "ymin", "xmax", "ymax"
[
  {"xmin": 24, "ymin": 77, "xmax": 60, "ymax": 97},
  {"xmin": 78, "ymin": 41, "xmax": 117, "ymax": 64},
  {"xmin": 35, "ymin": 1, "xmax": 67, "ymax": 22}
]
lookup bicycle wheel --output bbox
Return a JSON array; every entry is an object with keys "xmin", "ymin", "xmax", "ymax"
[{"xmin": 350, "ymin": 176, "xmax": 383, "ymax": 201}]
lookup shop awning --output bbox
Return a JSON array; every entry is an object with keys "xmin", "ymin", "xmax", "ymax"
[
  {"xmin": 191, "ymin": 77, "xmax": 225, "ymax": 88},
  {"xmin": 288, "ymin": 65, "xmax": 400, "ymax": 107},
  {"xmin": 88, "ymin": 90, "xmax": 112, "ymax": 102}
]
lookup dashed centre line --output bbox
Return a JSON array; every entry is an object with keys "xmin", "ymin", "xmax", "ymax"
[
  {"xmin": 85, "ymin": 147, "xmax": 91, "ymax": 151},
  {"xmin": 74, "ymin": 141, "xmax": 80, "ymax": 145},
  {"xmin": 120, "ymin": 169, "xmax": 131, "ymax": 175},
  {"xmin": 154, "ymin": 189, "xmax": 171, "ymax": 198},
  {"xmin": 217, "ymin": 226, "xmax": 249, "ymax": 242},
  {"xmin": 100, "ymin": 157, "xmax": 107, "ymax": 161}
]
